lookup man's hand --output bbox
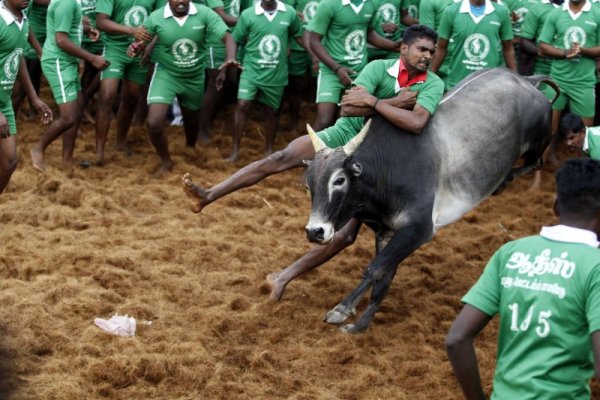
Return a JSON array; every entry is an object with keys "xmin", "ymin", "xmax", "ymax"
[
  {"xmin": 32, "ymin": 99, "xmax": 53, "ymax": 125},
  {"xmin": 381, "ymin": 22, "xmax": 397, "ymax": 34},
  {"xmin": 565, "ymin": 42, "xmax": 581, "ymax": 58},
  {"xmin": 131, "ymin": 26, "xmax": 153, "ymax": 42},
  {"xmin": 127, "ymin": 41, "xmax": 146, "ymax": 57},
  {"xmin": 0, "ymin": 112, "xmax": 8, "ymax": 139},
  {"xmin": 218, "ymin": 59, "xmax": 243, "ymax": 71},
  {"xmin": 340, "ymin": 86, "xmax": 377, "ymax": 108},
  {"xmin": 90, "ymin": 54, "xmax": 110, "ymax": 70},
  {"xmin": 88, "ymin": 27, "xmax": 100, "ymax": 42},
  {"xmin": 311, "ymin": 56, "xmax": 320, "ymax": 74},
  {"xmin": 336, "ymin": 66, "xmax": 356, "ymax": 86},
  {"xmin": 387, "ymin": 88, "xmax": 418, "ymax": 110}
]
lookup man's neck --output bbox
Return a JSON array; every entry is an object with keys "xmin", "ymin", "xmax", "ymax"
[
  {"xmin": 400, "ymin": 57, "xmax": 420, "ymax": 80},
  {"xmin": 261, "ymin": 2, "xmax": 277, "ymax": 12},
  {"xmin": 2, "ymin": 2, "xmax": 23, "ymax": 22},
  {"xmin": 469, "ymin": 0, "xmax": 486, "ymax": 6},
  {"xmin": 558, "ymin": 215, "xmax": 600, "ymax": 236},
  {"xmin": 569, "ymin": 0, "xmax": 586, "ymax": 12}
]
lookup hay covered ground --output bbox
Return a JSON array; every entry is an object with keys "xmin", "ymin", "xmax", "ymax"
[{"xmin": 0, "ymin": 96, "xmax": 598, "ymax": 399}]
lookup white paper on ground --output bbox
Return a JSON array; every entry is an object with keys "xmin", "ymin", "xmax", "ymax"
[{"xmin": 94, "ymin": 315, "xmax": 137, "ymax": 337}]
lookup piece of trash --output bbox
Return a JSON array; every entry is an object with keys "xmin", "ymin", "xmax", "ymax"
[{"xmin": 94, "ymin": 314, "xmax": 137, "ymax": 337}]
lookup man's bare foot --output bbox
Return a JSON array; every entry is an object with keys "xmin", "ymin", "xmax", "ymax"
[
  {"xmin": 225, "ymin": 151, "xmax": 239, "ymax": 163},
  {"xmin": 152, "ymin": 161, "xmax": 174, "ymax": 178},
  {"xmin": 530, "ymin": 170, "xmax": 542, "ymax": 191},
  {"xmin": 30, "ymin": 147, "xmax": 46, "ymax": 172},
  {"xmin": 113, "ymin": 143, "xmax": 132, "ymax": 156},
  {"xmin": 266, "ymin": 272, "xmax": 287, "ymax": 301},
  {"xmin": 181, "ymin": 173, "xmax": 209, "ymax": 213}
]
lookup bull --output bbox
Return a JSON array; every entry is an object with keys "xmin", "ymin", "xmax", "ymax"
[{"xmin": 304, "ymin": 68, "xmax": 557, "ymax": 333}]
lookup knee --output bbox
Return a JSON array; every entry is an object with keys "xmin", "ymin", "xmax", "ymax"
[
  {"xmin": 0, "ymin": 153, "xmax": 17, "ymax": 176},
  {"xmin": 61, "ymin": 112, "xmax": 79, "ymax": 128},
  {"xmin": 146, "ymin": 117, "xmax": 163, "ymax": 135}
]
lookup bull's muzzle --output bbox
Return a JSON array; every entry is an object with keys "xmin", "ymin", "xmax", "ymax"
[{"xmin": 305, "ymin": 223, "xmax": 334, "ymax": 244}]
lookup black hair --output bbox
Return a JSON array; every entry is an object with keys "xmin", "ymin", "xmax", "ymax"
[
  {"xmin": 402, "ymin": 24, "xmax": 438, "ymax": 46},
  {"xmin": 558, "ymin": 112, "xmax": 586, "ymax": 141},
  {"xmin": 555, "ymin": 159, "xmax": 600, "ymax": 218}
]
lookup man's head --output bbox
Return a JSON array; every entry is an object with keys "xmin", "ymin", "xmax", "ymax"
[
  {"xmin": 569, "ymin": 0, "xmax": 585, "ymax": 6},
  {"xmin": 555, "ymin": 159, "xmax": 600, "ymax": 233},
  {"xmin": 4, "ymin": 0, "xmax": 30, "ymax": 13},
  {"xmin": 261, "ymin": 0, "xmax": 278, "ymax": 11},
  {"xmin": 169, "ymin": 0, "xmax": 190, "ymax": 17},
  {"xmin": 558, "ymin": 112, "xmax": 586, "ymax": 152},
  {"xmin": 400, "ymin": 25, "xmax": 438, "ymax": 73}
]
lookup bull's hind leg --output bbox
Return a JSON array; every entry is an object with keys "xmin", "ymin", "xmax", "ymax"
[{"xmin": 493, "ymin": 149, "xmax": 546, "ymax": 195}]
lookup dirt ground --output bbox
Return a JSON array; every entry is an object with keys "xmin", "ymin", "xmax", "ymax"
[{"xmin": 0, "ymin": 95, "xmax": 598, "ymax": 400}]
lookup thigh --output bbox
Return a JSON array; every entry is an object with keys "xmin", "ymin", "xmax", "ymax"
[
  {"xmin": 0, "ymin": 101, "xmax": 16, "ymax": 136},
  {"xmin": 124, "ymin": 56, "xmax": 149, "ymax": 85}
]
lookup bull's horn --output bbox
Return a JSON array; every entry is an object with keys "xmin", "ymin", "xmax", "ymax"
[
  {"xmin": 342, "ymin": 119, "xmax": 372, "ymax": 155},
  {"xmin": 307, "ymin": 124, "xmax": 327, "ymax": 152}
]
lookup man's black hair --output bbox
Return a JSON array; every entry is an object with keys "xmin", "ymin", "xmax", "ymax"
[
  {"xmin": 402, "ymin": 24, "xmax": 438, "ymax": 46},
  {"xmin": 555, "ymin": 158, "xmax": 600, "ymax": 218},
  {"xmin": 558, "ymin": 112, "xmax": 586, "ymax": 141}
]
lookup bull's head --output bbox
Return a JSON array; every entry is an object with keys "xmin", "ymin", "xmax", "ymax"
[{"xmin": 304, "ymin": 120, "xmax": 371, "ymax": 244}]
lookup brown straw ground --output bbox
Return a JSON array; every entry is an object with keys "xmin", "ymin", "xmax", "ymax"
[{"xmin": 0, "ymin": 94, "xmax": 598, "ymax": 399}]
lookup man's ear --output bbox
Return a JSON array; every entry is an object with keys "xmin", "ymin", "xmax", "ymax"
[{"xmin": 400, "ymin": 43, "xmax": 408, "ymax": 56}]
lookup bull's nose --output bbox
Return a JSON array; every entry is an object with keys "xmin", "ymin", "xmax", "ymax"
[{"xmin": 305, "ymin": 226, "xmax": 325, "ymax": 243}]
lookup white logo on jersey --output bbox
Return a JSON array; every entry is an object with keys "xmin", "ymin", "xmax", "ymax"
[
  {"xmin": 463, "ymin": 33, "xmax": 490, "ymax": 62},
  {"xmin": 513, "ymin": 6, "xmax": 528, "ymax": 24},
  {"xmin": 564, "ymin": 26, "xmax": 587, "ymax": 48},
  {"xmin": 258, "ymin": 34, "xmax": 281, "ymax": 63},
  {"xmin": 172, "ymin": 38, "xmax": 198, "ymax": 65},
  {"xmin": 4, "ymin": 49, "xmax": 23, "ymax": 81},
  {"xmin": 229, "ymin": 0, "xmax": 241, "ymax": 18},
  {"xmin": 303, "ymin": 1, "xmax": 318, "ymax": 23},
  {"xmin": 124, "ymin": 6, "xmax": 148, "ymax": 27},
  {"xmin": 344, "ymin": 30, "xmax": 365, "ymax": 58},
  {"xmin": 80, "ymin": 0, "xmax": 95, "ymax": 10},
  {"xmin": 377, "ymin": 3, "xmax": 398, "ymax": 23},
  {"xmin": 408, "ymin": 4, "xmax": 418, "ymax": 18}
]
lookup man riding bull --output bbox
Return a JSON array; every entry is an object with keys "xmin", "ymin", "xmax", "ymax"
[{"xmin": 181, "ymin": 24, "xmax": 445, "ymax": 300}]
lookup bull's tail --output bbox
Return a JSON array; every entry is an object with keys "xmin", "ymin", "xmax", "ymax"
[{"xmin": 524, "ymin": 75, "xmax": 560, "ymax": 104}]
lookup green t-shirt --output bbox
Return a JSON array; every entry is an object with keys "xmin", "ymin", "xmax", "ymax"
[
  {"xmin": 96, "ymin": 0, "xmax": 158, "ymax": 48},
  {"xmin": 539, "ymin": 3, "xmax": 600, "ymax": 86},
  {"xmin": 503, "ymin": 0, "xmax": 537, "ymax": 37},
  {"xmin": 144, "ymin": 3, "xmax": 228, "ymax": 77},
  {"xmin": 462, "ymin": 226, "xmax": 600, "ymax": 400},
  {"xmin": 318, "ymin": 58, "xmax": 444, "ymax": 145},
  {"xmin": 419, "ymin": 0, "xmax": 452, "ymax": 30},
  {"xmin": 397, "ymin": 0, "xmax": 419, "ymax": 36},
  {"xmin": 286, "ymin": 0, "xmax": 319, "ymax": 51},
  {"xmin": 0, "ymin": 4, "xmax": 29, "ymax": 99},
  {"xmin": 437, "ymin": 0, "xmax": 513, "ymax": 89},
  {"xmin": 307, "ymin": 0, "xmax": 378, "ymax": 72},
  {"xmin": 42, "ymin": 0, "xmax": 83, "ymax": 64},
  {"xmin": 81, "ymin": 0, "xmax": 106, "ymax": 51},
  {"xmin": 520, "ymin": 0, "xmax": 558, "ymax": 75},
  {"xmin": 233, "ymin": 1, "xmax": 303, "ymax": 86},
  {"xmin": 27, "ymin": 2, "xmax": 47, "ymax": 43},
  {"xmin": 371, "ymin": 0, "xmax": 402, "ymax": 41},
  {"xmin": 585, "ymin": 126, "xmax": 600, "ymax": 159}
]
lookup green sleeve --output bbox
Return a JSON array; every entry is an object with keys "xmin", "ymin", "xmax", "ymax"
[
  {"xmin": 353, "ymin": 60, "xmax": 384, "ymax": 93},
  {"xmin": 585, "ymin": 266, "xmax": 600, "ymax": 334},
  {"xmin": 416, "ymin": 76, "xmax": 444, "ymax": 115},
  {"xmin": 206, "ymin": 6, "xmax": 229, "ymax": 42},
  {"xmin": 437, "ymin": 5, "xmax": 454, "ymax": 41},
  {"xmin": 538, "ymin": 9, "xmax": 557, "ymax": 45},
  {"xmin": 290, "ymin": 10, "xmax": 304, "ymax": 39},
  {"xmin": 596, "ymin": 9, "xmax": 600, "ymax": 47},
  {"xmin": 368, "ymin": 5, "xmax": 379, "ymax": 30},
  {"xmin": 499, "ymin": 5, "xmax": 514, "ymax": 41},
  {"xmin": 520, "ymin": 4, "xmax": 539, "ymax": 40},
  {"xmin": 461, "ymin": 247, "xmax": 504, "ymax": 317},
  {"xmin": 54, "ymin": 0, "xmax": 77, "ymax": 34},
  {"xmin": 282, "ymin": 0, "xmax": 297, "ymax": 7},
  {"xmin": 418, "ymin": 0, "xmax": 435, "ymax": 29},
  {"xmin": 143, "ymin": 12, "xmax": 157, "ymax": 35},
  {"xmin": 307, "ymin": 0, "xmax": 333, "ymax": 36},
  {"xmin": 96, "ymin": 0, "xmax": 114, "ymax": 16},
  {"xmin": 232, "ymin": 11, "xmax": 248, "ymax": 43}
]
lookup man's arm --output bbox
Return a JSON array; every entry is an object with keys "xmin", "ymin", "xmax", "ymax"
[
  {"xmin": 429, "ymin": 38, "xmax": 448, "ymax": 73},
  {"xmin": 308, "ymin": 31, "xmax": 354, "ymax": 85},
  {"xmin": 519, "ymin": 38, "xmax": 538, "ymax": 57},
  {"xmin": 17, "ymin": 59, "xmax": 52, "ymax": 124},
  {"xmin": 539, "ymin": 41, "xmax": 580, "ymax": 59},
  {"xmin": 446, "ymin": 304, "xmax": 492, "ymax": 400},
  {"xmin": 212, "ymin": 7, "xmax": 237, "ymax": 27},
  {"xmin": 27, "ymin": 28, "xmax": 43, "ymax": 59},
  {"xmin": 400, "ymin": 8, "xmax": 418, "ymax": 26},
  {"xmin": 96, "ymin": 13, "xmax": 153, "ymax": 42},
  {"xmin": 501, "ymin": 39, "xmax": 517, "ymax": 71},
  {"xmin": 55, "ymin": 32, "xmax": 109, "ymax": 70},
  {"xmin": 366, "ymin": 28, "xmax": 400, "ymax": 52}
]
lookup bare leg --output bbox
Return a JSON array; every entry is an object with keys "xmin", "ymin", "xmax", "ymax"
[
  {"xmin": 266, "ymin": 218, "xmax": 362, "ymax": 301},
  {"xmin": 0, "ymin": 136, "xmax": 17, "ymax": 194},
  {"xmin": 313, "ymin": 102, "xmax": 338, "ymax": 131},
  {"xmin": 95, "ymin": 78, "xmax": 120, "ymax": 165},
  {"xmin": 263, "ymin": 105, "xmax": 280, "ymax": 155},
  {"xmin": 181, "ymin": 104, "xmax": 200, "ymax": 148},
  {"xmin": 287, "ymin": 75, "xmax": 303, "ymax": 129},
  {"xmin": 146, "ymin": 103, "xmax": 172, "ymax": 176},
  {"xmin": 228, "ymin": 99, "xmax": 252, "ymax": 162},
  {"xmin": 198, "ymin": 69, "xmax": 226, "ymax": 143},
  {"xmin": 181, "ymin": 134, "xmax": 315, "ymax": 212},
  {"xmin": 114, "ymin": 79, "xmax": 142, "ymax": 154},
  {"xmin": 31, "ymin": 96, "xmax": 82, "ymax": 172}
]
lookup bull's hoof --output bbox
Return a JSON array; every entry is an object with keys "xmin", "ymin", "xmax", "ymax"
[
  {"xmin": 323, "ymin": 304, "xmax": 356, "ymax": 325},
  {"xmin": 340, "ymin": 323, "xmax": 368, "ymax": 334}
]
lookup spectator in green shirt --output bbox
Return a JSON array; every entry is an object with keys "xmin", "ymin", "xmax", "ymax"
[{"xmin": 557, "ymin": 112, "xmax": 600, "ymax": 160}]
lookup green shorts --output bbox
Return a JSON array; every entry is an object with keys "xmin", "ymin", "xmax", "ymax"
[
  {"xmin": 288, "ymin": 49, "xmax": 312, "ymax": 77},
  {"xmin": 41, "ymin": 58, "xmax": 81, "ymax": 104},
  {"xmin": 147, "ymin": 67, "xmax": 205, "ymax": 110},
  {"xmin": 100, "ymin": 44, "xmax": 148, "ymax": 84},
  {"xmin": 551, "ymin": 82, "xmax": 595, "ymax": 118},
  {"xmin": 83, "ymin": 40, "xmax": 105, "ymax": 56},
  {"xmin": 207, "ymin": 45, "xmax": 226, "ymax": 69},
  {"xmin": 316, "ymin": 65, "xmax": 353, "ymax": 104},
  {"xmin": 237, "ymin": 76, "xmax": 284, "ymax": 109},
  {"xmin": 316, "ymin": 115, "xmax": 363, "ymax": 148},
  {"xmin": 0, "ymin": 100, "xmax": 17, "ymax": 136}
]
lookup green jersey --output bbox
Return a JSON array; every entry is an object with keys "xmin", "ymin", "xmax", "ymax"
[
  {"xmin": 233, "ymin": 1, "xmax": 303, "ymax": 86},
  {"xmin": 307, "ymin": 0, "xmax": 378, "ymax": 72},
  {"xmin": 463, "ymin": 225, "xmax": 600, "ymax": 400},
  {"xmin": 585, "ymin": 126, "xmax": 600, "ymax": 159},
  {"xmin": 0, "ymin": 3, "xmax": 28, "ymax": 97},
  {"xmin": 42, "ymin": 0, "xmax": 83, "ymax": 64},
  {"xmin": 539, "ymin": 1, "xmax": 600, "ymax": 86},
  {"xmin": 438, "ymin": 0, "xmax": 513, "ymax": 89},
  {"xmin": 419, "ymin": 0, "xmax": 452, "ymax": 30},
  {"xmin": 96, "ymin": 0, "xmax": 158, "ymax": 48},
  {"xmin": 318, "ymin": 58, "xmax": 444, "ymax": 147},
  {"xmin": 286, "ymin": 0, "xmax": 319, "ymax": 51},
  {"xmin": 398, "ymin": 0, "xmax": 419, "ymax": 36},
  {"xmin": 144, "ymin": 3, "xmax": 228, "ymax": 77},
  {"xmin": 503, "ymin": 0, "xmax": 537, "ymax": 37},
  {"xmin": 520, "ymin": 0, "xmax": 558, "ymax": 75},
  {"xmin": 81, "ymin": 0, "xmax": 105, "ymax": 52},
  {"xmin": 27, "ymin": 1, "xmax": 47, "ymax": 43},
  {"xmin": 371, "ymin": 0, "xmax": 402, "ymax": 41}
]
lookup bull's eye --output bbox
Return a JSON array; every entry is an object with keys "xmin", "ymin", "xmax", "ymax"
[{"xmin": 333, "ymin": 177, "xmax": 345, "ymax": 186}]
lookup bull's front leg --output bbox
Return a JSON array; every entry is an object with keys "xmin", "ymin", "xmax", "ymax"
[{"xmin": 331, "ymin": 219, "xmax": 434, "ymax": 333}]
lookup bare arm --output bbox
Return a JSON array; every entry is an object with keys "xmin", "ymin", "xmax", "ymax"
[
  {"xmin": 501, "ymin": 39, "xmax": 516, "ymax": 71},
  {"xmin": 429, "ymin": 38, "xmax": 448, "ymax": 73},
  {"xmin": 17, "ymin": 58, "xmax": 52, "ymax": 124},
  {"xmin": 309, "ymin": 31, "xmax": 354, "ymax": 84},
  {"xmin": 212, "ymin": 7, "xmax": 237, "ymax": 27},
  {"xmin": 56, "ymin": 31, "xmax": 109, "ymax": 69},
  {"xmin": 400, "ymin": 8, "xmax": 418, "ymax": 26},
  {"xmin": 366, "ymin": 28, "xmax": 400, "ymax": 51},
  {"xmin": 27, "ymin": 28, "xmax": 43, "ymax": 59},
  {"xmin": 579, "ymin": 45, "xmax": 600, "ymax": 58},
  {"xmin": 539, "ymin": 41, "xmax": 579, "ymax": 59},
  {"xmin": 519, "ymin": 38, "xmax": 538, "ymax": 56},
  {"xmin": 96, "ymin": 13, "xmax": 152, "ymax": 42},
  {"xmin": 446, "ymin": 304, "xmax": 492, "ymax": 400}
]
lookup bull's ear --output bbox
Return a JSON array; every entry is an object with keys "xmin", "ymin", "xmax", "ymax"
[
  {"xmin": 306, "ymin": 124, "xmax": 326, "ymax": 152},
  {"xmin": 351, "ymin": 162, "xmax": 362, "ymax": 177},
  {"xmin": 343, "ymin": 119, "xmax": 371, "ymax": 155}
]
